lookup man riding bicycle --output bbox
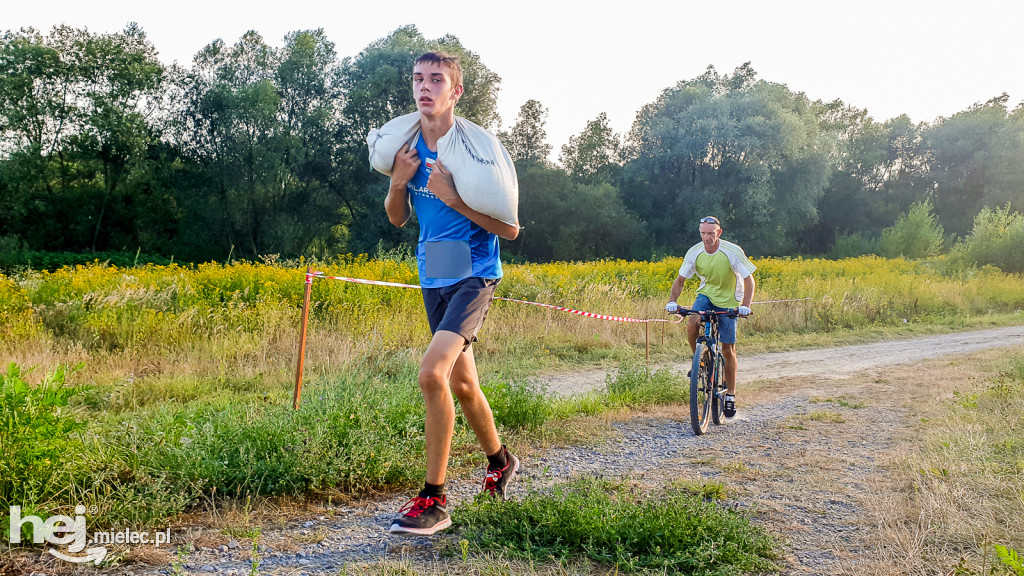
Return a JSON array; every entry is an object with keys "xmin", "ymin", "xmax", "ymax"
[{"xmin": 665, "ymin": 216, "xmax": 756, "ymax": 418}]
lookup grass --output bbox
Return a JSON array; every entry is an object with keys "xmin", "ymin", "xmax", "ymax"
[
  {"xmin": 804, "ymin": 410, "xmax": 846, "ymax": 423},
  {"xmin": 861, "ymin": 350, "xmax": 1024, "ymax": 574},
  {"xmin": 455, "ymin": 476, "xmax": 779, "ymax": 574},
  {"xmin": 809, "ymin": 396, "xmax": 866, "ymax": 409}
]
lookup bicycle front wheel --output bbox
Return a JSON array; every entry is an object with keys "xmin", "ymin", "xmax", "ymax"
[
  {"xmin": 711, "ymin": 350, "xmax": 726, "ymax": 425},
  {"xmin": 690, "ymin": 343, "xmax": 714, "ymax": 435}
]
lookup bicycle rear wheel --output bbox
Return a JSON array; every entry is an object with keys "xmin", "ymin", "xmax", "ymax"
[
  {"xmin": 710, "ymin": 350, "xmax": 726, "ymax": 425},
  {"xmin": 690, "ymin": 343, "xmax": 713, "ymax": 435}
]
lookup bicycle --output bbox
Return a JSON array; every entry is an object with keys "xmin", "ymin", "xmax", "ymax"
[{"xmin": 670, "ymin": 308, "xmax": 744, "ymax": 435}]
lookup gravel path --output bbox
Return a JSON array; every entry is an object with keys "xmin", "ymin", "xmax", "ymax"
[
  {"xmin": 541, "ymin": 324, "xmax": 1024, "ymax": 396},
  {"xmin": 37, "ymin": 325, "xmax": 1024, "ymax": 576}
]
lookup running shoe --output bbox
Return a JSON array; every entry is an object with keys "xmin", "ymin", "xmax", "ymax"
[
  {"xmin": 389, "ymin": 495, "xmax": 451, "ymax": 535},
  {"xmin": 724, "ymin": 394, "xmax": 737, "ymax": 418},
  {"xmin": 482, "ymin": 447, "xmax": 519, "ymax": 499}
]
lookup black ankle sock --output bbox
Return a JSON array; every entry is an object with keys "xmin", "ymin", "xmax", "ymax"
[
  {"xmin": 486, "ymin": 445, "xmax": 508, "ymax": 470},
  {"xmin": 419, "ymin": 481, "xmax": 445, "ymax": 499}
]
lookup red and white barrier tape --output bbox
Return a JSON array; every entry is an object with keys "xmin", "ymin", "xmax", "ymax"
[
  {"xmin": 307, "ymin": 271, "xmax": 672, "ymax": 324},
  {"xmin": 751, "ymin": 297, "xmax": 811, "ymax": 304},
  {"xmin": 491, "ymin": 296, "xmax": 671, "ymax": 324},
  {"xmin": 310, "ymin": 272, "xmax": 421, "ymax": 289}
]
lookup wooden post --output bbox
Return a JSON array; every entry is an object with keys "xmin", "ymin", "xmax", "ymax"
[
  {"xmin": 645, "ymin": 321, "xmax": 650, "ymax": 362},
  {"xmin": 293, "ymin": 266, "xmax": 314, "ymax": 410}
]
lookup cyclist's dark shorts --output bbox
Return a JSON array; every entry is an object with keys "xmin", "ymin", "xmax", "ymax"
[
  {"xmin": 691, "ymin": 293, "xmax": 738, "ymax": 344},
  {"xmin": 422, "ymin": 277, "xmax": 500, "ymax": 350}
]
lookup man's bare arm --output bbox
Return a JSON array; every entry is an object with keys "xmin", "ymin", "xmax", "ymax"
[{"xmin": 741, "ymin": 275, "xmax": 756, "ymax": 308}]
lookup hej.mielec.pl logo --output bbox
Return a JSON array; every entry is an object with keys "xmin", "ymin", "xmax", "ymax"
[{"xmin": 6, "ymin": 505, "xmax": 171, "ymax": 565}]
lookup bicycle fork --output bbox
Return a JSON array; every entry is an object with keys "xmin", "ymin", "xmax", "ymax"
[{"xmin": 708, "ymin": 342, "xmax": 724, "ymax": 400}]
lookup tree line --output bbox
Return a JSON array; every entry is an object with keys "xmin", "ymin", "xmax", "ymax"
[{"xmin": 2, "ymin": 24, "xmax": 1023, "ymax": 269}]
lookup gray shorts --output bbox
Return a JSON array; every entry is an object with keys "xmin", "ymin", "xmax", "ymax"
[{"xmin": 422, "ymin": 277, "xmax": 500, "ymax": 349}]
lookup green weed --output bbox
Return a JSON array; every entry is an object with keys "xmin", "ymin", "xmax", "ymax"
[
  {"xmin": 996, "ymin": 544, "xmax": 1024, "ymax": 576},
  {"xmin": 0, "ymin": 363, "xmax": 87, "ymax": 512}
]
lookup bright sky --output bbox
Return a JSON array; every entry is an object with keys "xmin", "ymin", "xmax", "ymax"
[{"xmin": 7, "ymin": 0, "xmax": 1024, "ymax": 161}]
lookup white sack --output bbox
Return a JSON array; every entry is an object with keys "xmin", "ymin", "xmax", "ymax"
[{"xmin": 367, "ymin": 113, "xmax": 519, "ymax": 227}]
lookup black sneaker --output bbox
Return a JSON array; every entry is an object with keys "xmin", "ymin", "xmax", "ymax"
[
  {"xmin": 389, "ymin": 495, "xmax": 451, "ymax": 535},
  {"xmin": 482, "ymin": 448, "xmax": 519, "ymax": 499},
  {"xmin": 723, "ymin": 394, "xmax": 737, "ymax": 418}
]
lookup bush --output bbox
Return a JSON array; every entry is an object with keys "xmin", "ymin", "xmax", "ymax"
[
  {"xmin": 879, "ymin": 200, "xmax": 944, "ymax": 259},
  {"xmin": 958, "ymin": 204, "xmax": 1024, "ymax": 273},
  {"xmin": 828, "ymin": 232, "xmax": 877, "ymax": 259}
]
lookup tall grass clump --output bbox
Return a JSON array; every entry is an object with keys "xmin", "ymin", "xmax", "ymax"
[
  {"xmin": 457, "ymin": 476, "xmax": 778, "ymax": 574},
  {"xmin": 481, "ymin": 380, "xmax": 551, "ymax": 431},
  {"xmin": 604, "ymin": 362, "xmax": 686, "ymax": 408},
  {"xmin": 5, "ymin": 256, "xmax": 1024, "ymax": 387}
]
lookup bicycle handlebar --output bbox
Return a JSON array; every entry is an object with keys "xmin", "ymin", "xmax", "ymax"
[{"xmin": 668, "ymin": 308, "xmax": 751, "ymax": 319}]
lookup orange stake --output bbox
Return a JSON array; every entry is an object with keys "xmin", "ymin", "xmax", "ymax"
[{"xmin": 293, "ymin": 266, "xmax": 314, "ymax": 410}]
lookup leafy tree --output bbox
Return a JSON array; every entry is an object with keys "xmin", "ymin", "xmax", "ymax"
[
  {"xmin": 74, "ymin": 23, "xmax": 166, "ymax": 251},
  {"xmin": 806, "ymin": 102, "xmax": 931, "ymax": 254},
  {"xmin": 925, "ymin": 94, "xmax": 1020, "ymax": 236},
  {"xmin": 507, "ymin": 165, "xmax": 646, "ymax": 261},
  {"xmin": 878, "ymin": 200, "xmax": 944, "ymax": 259},
  {"xmin": 173, "ymin": 29, "xmax": 345, "ymax": 258},
  {"xmin": 176, "ymin": 31, "xmax": 285, "ymax": 256},
  {"xmin": 559, "ymin": 112, "xmax": 621, "ymax": 185},
  {"xmin": 982, "ymin": 101, "xmax": 1024, "ymax": 211},
  {"xmin": 498, "ymin": 99, "xmax": 553, "ymax": 169},
  {"xmin": 827, "ymin": 232, "xmax": 877, "ymax": 259},
  {"xmin": 0, "ymin": 25, "xmax": 168, "ymax": 253},
  {"xmin": 621, "ymin": 64, "xmax": 830, "ymax": 255}
]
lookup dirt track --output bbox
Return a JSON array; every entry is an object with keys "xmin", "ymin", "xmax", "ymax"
[
  {"xmin": 36, "ymin": 325, "xmax": 1024, "ymax": 576},
  {"xmin": 541, "ymin": 324, "xmax": 1024, "ymax": 396}
]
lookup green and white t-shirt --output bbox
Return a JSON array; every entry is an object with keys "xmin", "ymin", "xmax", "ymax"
[{"xmin": 678, "ymin": 240, "xmax": 756, "ymax": 308}]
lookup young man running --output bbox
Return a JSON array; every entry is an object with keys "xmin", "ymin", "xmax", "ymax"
[
  {"xmin": 384, "ymin": 52, "xmax": 520, "ymax": 535},
  {"xmin": 665, "ymin": 216, "xmax": 756, "ymax": 418}
]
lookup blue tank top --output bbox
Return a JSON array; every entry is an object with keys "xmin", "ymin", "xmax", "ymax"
[{"xmin": 407, "ymin": 134, "xmax": 502, "ymax": 288}]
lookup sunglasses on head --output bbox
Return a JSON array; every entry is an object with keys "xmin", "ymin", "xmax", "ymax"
[{"xmin": 699, "ymin": 217, "xmax": 721, "ymax": 226}]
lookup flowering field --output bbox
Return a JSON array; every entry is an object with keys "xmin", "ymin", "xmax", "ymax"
[{"xmin": 4, "ymin": 255, "xmax": 1024, "ymax": 384}]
